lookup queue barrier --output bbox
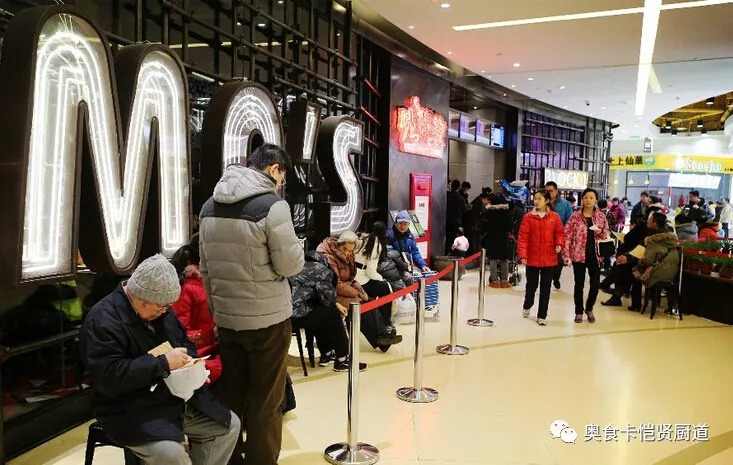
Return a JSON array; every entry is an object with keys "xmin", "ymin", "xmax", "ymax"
[{"xmin": 324, "ymin": 250, "xmax": 487, "ymax": 464}]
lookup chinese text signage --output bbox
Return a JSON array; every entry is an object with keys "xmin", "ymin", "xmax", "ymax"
[
  {"xmin": 611, "ymin": 154, "xmax": 733, "ymax": 173},
  {"xmin": 394, "ymin": 96, "xmax": 448, "ymax": 159}
]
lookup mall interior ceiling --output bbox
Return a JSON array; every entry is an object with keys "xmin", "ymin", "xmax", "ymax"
[{"xmin": 356, "ymin": 0, "xmax": 733, "ymax": 139}]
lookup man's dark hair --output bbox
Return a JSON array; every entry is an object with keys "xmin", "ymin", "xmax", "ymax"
[
  {"xmin": 461, "ymin": 181, "xmax": 472, "ymax": 190},
  {"xmin": 612, "ymin": 197, "xmax": 620, "ymax": 202},
  {"xmin": 247, "ymin": 143, "xmax": 291, "ymax": 172},
  {"xmin": 640, "ymin": 191, "xmax": 649, "ymax": 197},
  {"xmin": 689, "ymin": 190, "xmax": 700, "ymax": 197},
  {"xmin": 482, "ymin": 187, "xmax": 493, "ymax": 195},
  {"xmin": 489, "ymin": 193, "xmax": 507, "ymax": 205},
  {"xmin": 567, "ymin": 195, "xmax": 577, "ymax": 203},
  {"xmin": 544, "ymin": 181, "xmax": 558, "ymax": 190},
  {"xmin": 726, "ymin": 198, "xmax": 730, "ymax": 202},
  {"xmin": 598, "ymin": 199, "xmax": 608, "ymax": 209},
  {"xmin": 650, "ymin": 212, "xmax": 667, "ymax": 230},
  {"xmin": 451, "ymin": 180, "xmax": 461, "ymax": 191},
  {"xmin": 675, "ymin": 213, "xmax": 693, "ymax": 225}
]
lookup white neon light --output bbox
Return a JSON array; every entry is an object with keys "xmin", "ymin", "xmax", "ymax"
[
  {"xmin": 302, "ymin": 104, "xmax": 319, "ymax": 162},
  {"xmin": 453, "ymin": 0, "xmax": 733, "ymax": 31},
  {"xmin": 22, "ymin": 13, "xmax": 190, "ymax": 279},
  {"xmin": 222, "ymin": 85, "xmax": 282, "ymax": 168},
  {"xmin": 635, "ymin": 0, "xmax": 662, "ymax": 116},
  {"xmin": 330, "ymin": 119, "xmax": 364, "ymax": 235}
]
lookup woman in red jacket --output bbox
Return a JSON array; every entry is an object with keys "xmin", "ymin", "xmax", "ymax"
[
  {"xmin": 170, "ymin": 234, "xmax": 222, "ymax": 384},
  {"xmin": 517, "ymin": 190, "xmax": 565, "ymax": 325}
]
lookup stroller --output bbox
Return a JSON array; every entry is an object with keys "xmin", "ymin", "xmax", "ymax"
[{"xmin": 506, "ymin": 234, "xmax": 522, "ymax": 286}]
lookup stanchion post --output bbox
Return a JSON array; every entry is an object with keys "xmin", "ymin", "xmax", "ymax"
[
  {"xmin": 324, "ymin": 303, "xmax": 379, "ymax": 465},
  {"xmin": 396, "ymin": 278, "xmax": 439, "ymax": 403},
  {"xmin": 467, "ymin": 249, "xmax": 494, "ymax": 327},
  {"xmin": 437, "ymin": 259, "xmax": 469, "ymax": 355}
]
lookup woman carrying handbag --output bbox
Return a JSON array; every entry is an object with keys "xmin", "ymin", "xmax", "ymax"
[{"xmin": 563, "ymin": 188, "xmax": 611, "ymax": 323}]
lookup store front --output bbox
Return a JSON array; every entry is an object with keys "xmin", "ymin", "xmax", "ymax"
[{"xmin": 609, "ymin": 154, "xmax": 733, "ymax": 204}]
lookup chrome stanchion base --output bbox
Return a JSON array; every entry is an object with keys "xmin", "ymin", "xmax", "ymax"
[
  {"xmin": 324, "ymin": 443, "xmax": 380, "ymax": 465},
  {"xmin": 396, "ymin": 386, "xmax": 439, "ymax": 403},
  {"xmin": 467, "ymin": 318, "xmax": 494, "ymax": 327},
  {"xmin": 436, "ymin": 344, "xmax": 469, "ymax": 355}
]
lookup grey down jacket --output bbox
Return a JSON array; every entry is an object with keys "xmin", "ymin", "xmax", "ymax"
[{"xmin": 199, "ymin": 164, "xmax": 304, "ymax": 331}]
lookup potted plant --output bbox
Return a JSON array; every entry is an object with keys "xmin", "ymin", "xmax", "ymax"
[
  {"xmin": 718, "ymin": 256, "xmax": 733, "ymax": 279},
  {"xmin": 687, "ymin": 254, "xmax": 701, "ymax": 272},
  {"xmin": 699, "ymin": 254, "xmax": 714, "ymax": 276}
]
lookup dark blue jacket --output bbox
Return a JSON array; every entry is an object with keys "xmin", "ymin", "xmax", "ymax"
[
  {"xmin": 552, "ymin": 197, "xmax": 573, "ymax": 225},
  {"xmin": 80, "ymin": 285, "xmax": 231, "ymax": 446},
  {"xmin": 387, "ymin": 227, "xmax": 427, "ymax": 269}
]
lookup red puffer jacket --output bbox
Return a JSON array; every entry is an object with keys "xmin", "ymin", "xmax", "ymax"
[
  {"xmin": 171, "ymin": 264, "xmax": 221, "ymax": 384},
  {"xmin": 517, "ymin": 210, "xmax": 565, "ymax": 267}
]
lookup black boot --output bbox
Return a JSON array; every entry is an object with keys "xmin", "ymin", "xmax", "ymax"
[{"xmin": 601, "ymin": 296, "xmax": 623, "ymax": 306}]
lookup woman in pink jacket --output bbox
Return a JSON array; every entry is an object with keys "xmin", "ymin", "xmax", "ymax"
[{"xmin": 563, "ymin": 188, "xmax": 610, "ymax": 323}]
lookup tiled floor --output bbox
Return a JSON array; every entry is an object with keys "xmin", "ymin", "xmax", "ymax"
[{"xmin": 10, "ymin": 268, "xmax": 733, "ymax": 465}]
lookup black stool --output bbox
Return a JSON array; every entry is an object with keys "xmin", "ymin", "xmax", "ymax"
[
  {"xmin": 291, "ymin": 323, "xmax": 316, "ymax": 377},
  {"xmin": 641, "ymin": 281, "xmax": 682, "ymax": 320},
  {"xmin": 85, "ymin": 421, "xmax": 141, "ymax": 465}
]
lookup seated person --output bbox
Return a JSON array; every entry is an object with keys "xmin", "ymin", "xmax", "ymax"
[
  {"xmin": 675, "ymin": 213, "xmax": 698, "ymax": 241},
  {"xmin": 601, "ymin": 215, "xmax": 648, "ymax": 309},
  {"xmin": 698, "ymin": 221, "xmax": 721, "ymax": 242},
  {"xmin": 171, "ymin": 234, "xmax": 222, "ymax": 384},
  {"xmin": 386, "ymin": 211, "xmax": 430, "ymax": 272},
  {"xmin": 449, "ymin": 227, "xmax": 469, "ymax": 258},
  {"xmin": 378, "ymin": 249, "xmax": 413, "ymax": 291},
  {"xmin": 290, "ymin": 251, "xmax": 366, "ymax": 372},
  {"xmin": 356, "ymin": 222, "xmax": 397, "ymax": 331},
  {"xmin": 632, "ymin": 213, "xmax": 679, "ymax": 294},
  {"xmin": 317, "ymin": 232, "xmax": 402, "ymax": 352},
  {"xmin": 81, "ymin": 254, "xmax": 239, "ymax": 465}
]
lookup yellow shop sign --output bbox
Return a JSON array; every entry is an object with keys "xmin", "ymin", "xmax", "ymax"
[{"xmin": 610, "ymin": 154, "xmax": 733, "ymax": 173}]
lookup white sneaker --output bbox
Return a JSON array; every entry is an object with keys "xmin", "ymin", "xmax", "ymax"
[
  {"xmin": 537, "ymin": 318, "xmax": 547, "ymax": 326},
  {"xmin": 522, "ymin": 308, "xmax": 530, "ymax": 318}
]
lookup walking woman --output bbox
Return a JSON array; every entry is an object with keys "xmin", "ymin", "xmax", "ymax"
[
  {"xmin": 517, "ymin": 190, "xmax": 565, "ymax": 325},
  {"xmin": 563, "ymin": 188, "xmax": 611, "ymax": 323}
]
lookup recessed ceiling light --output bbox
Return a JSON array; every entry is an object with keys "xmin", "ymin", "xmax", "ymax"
[
  {"xmin": 527, "ymin": 77, "xmax": 534, "ymax": 81},
  {"xmin": 601, "ymin": 106, "xmax": 606, "ymax": 109},
  {"xmin": 278, "ymin": 0, "xmax": 283, "ymax": 3},
  {"xmin": 503, "ymin": 93, "xmax": 507, "ymax": 97},
  {"xmin": 481, "ymin": 70, "xmax": 485, "ymax": 73},
  {"xmin": 257, "ymin": 22, "xmax": 266, "ymax": 27},
  {"xmin": 488, "ymin": 75, "xmax": 492, "ymax": 78},
  {"xmin": 337, "ymin": 32, "xmax": 341, "ymax": 36},
  {"xmin": 473, "ymin": 106, "xmax": 478, "ymax": 110},
  {"xmin": 559, "ymin": 85, "xmax": 566, "ymax": 90},
  {"xmin": 706, "ymin": 97, "xmax": 715, "ymax": 105},
  {"xmin": 697, "ymin": 119, "xmax": 704, "ymax": 128},
  {"xmin": 511, "ymin": 84, "xmax": 516, "ymax": 88},
  {"xmin": 447, "ymin": 51, "xmax": 452, "ymax": 55},
  {"xmin": 409, "ymin": 25, "xmax": 415, "ymax": 29},
  {"xmin": 441, "ymin": 3, "xmax": 451, "ymax": 8},
  {"xmin": 513, "ymin": 62, "xmax": 520, "ymax": 67},
  {"xmin": 563, "ymin": 106, "xmax": 568, "ymax": 109}
]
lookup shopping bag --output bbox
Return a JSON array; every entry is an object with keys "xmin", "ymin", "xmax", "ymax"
[{"xmin": 393, "ymin": 294, "xmax": 417, "ymax": 325}]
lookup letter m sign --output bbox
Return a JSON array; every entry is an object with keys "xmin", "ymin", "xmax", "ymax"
[{"xmin": 0, "ymin": 6, "xmax": 192, "ymax": 286}]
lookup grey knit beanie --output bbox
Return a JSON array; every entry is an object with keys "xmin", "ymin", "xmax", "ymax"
[{"xmin": 127, "ymin": 254, "xmax": 181, "ymax": 305}]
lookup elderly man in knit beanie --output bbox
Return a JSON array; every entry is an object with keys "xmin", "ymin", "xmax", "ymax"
[{"xmin": 81, "ymin": 254, "xmax": 241, "ymax": 465}]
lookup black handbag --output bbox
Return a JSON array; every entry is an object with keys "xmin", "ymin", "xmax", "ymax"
[{"xmin": 597, "ymin": 238, "xmax": 616, "ymax": 258}]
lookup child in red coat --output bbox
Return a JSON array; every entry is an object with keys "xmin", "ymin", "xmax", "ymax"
[
  {"xmin": 517, "ymin": 190, "xmax": 565, "ymax": 325},
  {"xmin": 171, "ymin": 235, "xmax": 222, "ymax": 385}
]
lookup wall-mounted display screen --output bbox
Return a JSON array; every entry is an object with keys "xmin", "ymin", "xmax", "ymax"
[
  {"xmin": 448, "ymin": 111, "xmax": 460, "ymax": 138},
  {"xmin": 476, "ymin": 120, "xmax": 491, "ymax": 145},
  {"xmin": 491, "ymin": 125, "xmax": 505, "ymax": 148},
  {"xmin": 459, "ymin": 114, "xmax": 476, "ymax": 141}
]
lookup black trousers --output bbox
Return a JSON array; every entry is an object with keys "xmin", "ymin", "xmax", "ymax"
[
  {"xmin": 724, "ymin": 223, "xmax": 730, "ymax": 239},
  {"xmin": 446, "ymin": 222, "xmax": 460, "ymax": 255},
  {"xmin": 572, "ymin": 259, "xmax": 601, "ymax": 314},
  {"xmin": 361, "ymin": 280, "xmax": 393, "ymax": 327},
  {"xmin": 293, "ymin": 304, "xmax": 348, "ymax": 357},
  {"xmin": 524, "ymin": 266, "xmax": 554, "ymax": 319},
  {"xmin": 553, "ymin": 252, "xmax": 564, "ymax": 283}
]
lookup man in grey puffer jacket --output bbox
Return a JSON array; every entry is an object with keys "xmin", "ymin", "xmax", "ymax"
[{"xmin": 198, "ymin": 144, "xmax": 304, "ymax": 465}]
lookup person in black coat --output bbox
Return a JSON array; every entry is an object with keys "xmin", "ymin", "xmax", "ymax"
[
  {"xmin": 81, "ymin": 254, "xmax": 240, "ymax": 465},
  {"xmin": 446, "ymin": 180, "xmax": 468, "ymax": 254},
  {"xmin": 478, "ymin": 193, "xmax": 514, "ymax": 287},
  {"xmin": 600, "ymin": 216, "xmax": 649, "ymax": 309}
]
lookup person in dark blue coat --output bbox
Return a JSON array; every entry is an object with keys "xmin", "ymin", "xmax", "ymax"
[
  {"xmin": 81, "ymin": 254, "xmax": 240, "ymax": 465},
  {"xmin": 387, "ymin": 211, "xmax": 430, "ymax": 272}
]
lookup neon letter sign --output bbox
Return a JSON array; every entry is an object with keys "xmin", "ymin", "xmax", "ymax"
[
  {"xmin": 394, "ymin": 96, "xmax": 448, "ymax": 158},
  {"xmin": 317, "ymin": 117, "xmax": 364, "ymax": 235},
  {"xmin": 0, "ymin": 7, "xmax": 191, "ymax": 285}
]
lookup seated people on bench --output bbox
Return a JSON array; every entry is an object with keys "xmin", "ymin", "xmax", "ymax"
[
  {"xmin": 81, "ymin": 254, "xmax": 240, "ymax": 465},
  {"xmin": 387, "ymin": 211, "xmax": 430, "ymax": 272},
  {"xmin": 290, "ymin": 250, "xmax": 366, "ymax": 372},
  {"xmin": 317, "ymin": 231, "xmax": 402, "ymax": 352}
]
